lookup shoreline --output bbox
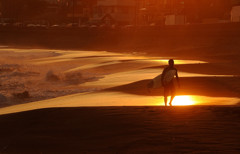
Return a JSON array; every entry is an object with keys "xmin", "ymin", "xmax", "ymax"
[{"xmin": 0, "ymin": 47, "xmax": 239, "ymax": 110}]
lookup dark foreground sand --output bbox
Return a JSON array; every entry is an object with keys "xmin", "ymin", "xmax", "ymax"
[{"xmin": 0, "ymin": 106, "xmax": 240, "ymax": 153}]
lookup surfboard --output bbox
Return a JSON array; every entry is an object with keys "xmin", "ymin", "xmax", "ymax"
[
  {"xmin": 149, "ymin": 69, "xmax": 176, "ymax": 89},
  {"xmin": 152, "ymin": 74, "xmax": 162, "ymax": 88}
]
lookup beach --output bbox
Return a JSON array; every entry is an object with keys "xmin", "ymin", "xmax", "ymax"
[
  {"xmin": 0, "ymin": 106, "xmax": 240, "ymax": 153},
  {"xmin": 0, "ymin": 24, "xmax": 240, "ymax": 153}
]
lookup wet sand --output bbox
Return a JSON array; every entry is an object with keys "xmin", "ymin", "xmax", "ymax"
[
  {"xmin": 1, "ymin": 48, "xmax": 238, "ymax": 108},
  {"xmin": 0, "ymin": 106, "xmax": 240, "ymax": 153},
  {"xmin": 107, "ymin": 77, "xmax": 240, "ymax": 98}
]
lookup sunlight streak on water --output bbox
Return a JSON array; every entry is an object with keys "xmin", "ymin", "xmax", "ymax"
[
  {"xmin": 164, "ymin": 95, "xmax": 239, "ymax": 106},
  {"xmin": 0, "ymin": 48, "xmax": 239, "ymax": 116},
  {"xmin": 151, "ymin": 59, "xmax": 206, "ymax": 65},
  {"xmin": 172, "ymin": 95, "xmax": 196, "ymax": 106},
  {"xmin": 0, "ymin": 92, "xmax": 239, "ymax": 115}
]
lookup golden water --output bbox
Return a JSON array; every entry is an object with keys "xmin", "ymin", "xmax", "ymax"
[{"xmin": 0, "ymin": 48, "xmax": 239, "ymax": 115}]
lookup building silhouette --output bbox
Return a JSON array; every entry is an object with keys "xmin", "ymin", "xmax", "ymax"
[{"xmin": 1, "ymin": 0, "xmax": 240, "ymax": 25}]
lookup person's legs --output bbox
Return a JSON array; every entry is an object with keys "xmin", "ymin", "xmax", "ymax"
[
  {"xmin": 164, "ymin": 86, "xmax": 169, "ymax": 106},
  {"xmin": 164, "ymin": 95, "xmax": 168, "ymax": 106},
  {"xmin": 169, "ymin": 83, "xmax": 176, "ymax": 106}
]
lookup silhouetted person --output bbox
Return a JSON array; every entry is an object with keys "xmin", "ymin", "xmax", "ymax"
[{"xmin": 161, "ymin": 59, "xmax": 180, "ymax": 106}]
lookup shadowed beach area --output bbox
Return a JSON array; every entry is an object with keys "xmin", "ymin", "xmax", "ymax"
[{"xmin": 0, "ymin": 106, "xmax": 240, "ymax": 153}]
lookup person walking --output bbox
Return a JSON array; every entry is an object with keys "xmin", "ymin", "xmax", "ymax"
[{"xmin": 161, "ymin": 59, "xmax": 180, "ymax": 106}]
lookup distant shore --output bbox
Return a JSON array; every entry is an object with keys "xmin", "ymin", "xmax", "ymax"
[
  {"xmin": 0, "ymin": 106, "xmax": 240, "ymax": 153},
  {"xmin": 1, "ymin": 23, "xmax": 240, "ymax": 60}
]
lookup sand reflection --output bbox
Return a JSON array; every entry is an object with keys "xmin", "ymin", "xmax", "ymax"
[
  {"xmin": 169, "ymin": 95, "xmax": 239, "ymax": 106},
  {"xmin": 0, "ymin": 92, "xmax": 239, "ymax": 115},
  {"xmin": 152, "ymin": 59, "xmax": 206, "ymax": 65},
  {"xmin": 0, "ymin": 48, "xmax": 239, "ymax": 116},
  {"xmin": 172, "ymin": 95, "xmax": 196, "ymax": 106}
]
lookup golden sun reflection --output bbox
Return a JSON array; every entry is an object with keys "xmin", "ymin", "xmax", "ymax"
[{"xmin": 172, "ymin": 95, "xmax": 196, "ymax": 106}]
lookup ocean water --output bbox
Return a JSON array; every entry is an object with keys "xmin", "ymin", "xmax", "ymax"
[{"xmin": 0, "ymin": 48, "xmax": 239, "ymax": 115}]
